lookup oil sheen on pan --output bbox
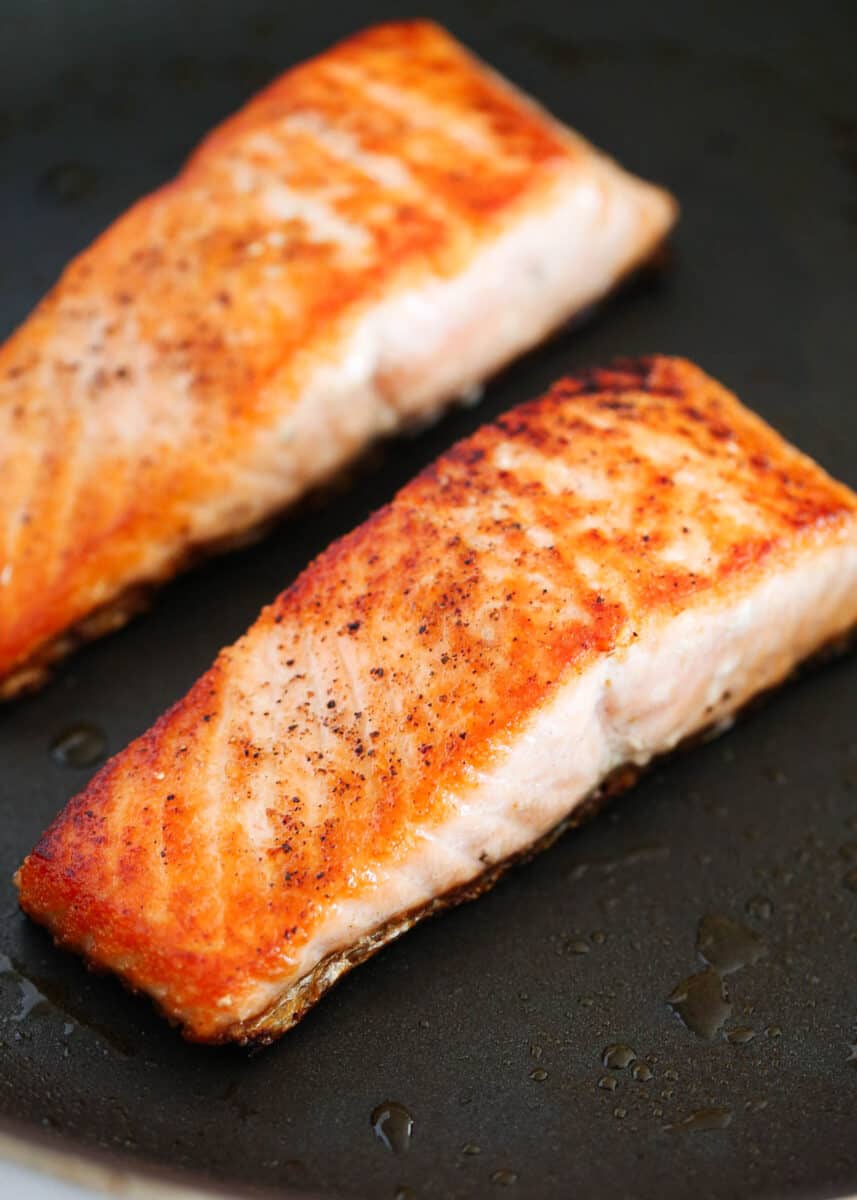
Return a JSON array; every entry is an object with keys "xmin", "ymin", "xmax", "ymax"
[
  {"xmin": 16, "ymin": 356, "xmax": 857, "ymax": 1044},
  {"xmin": 0, "ymin": 19, "xmax": 676, "ymax": 700}
]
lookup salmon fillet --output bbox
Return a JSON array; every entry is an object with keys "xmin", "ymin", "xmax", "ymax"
[
  {"xmin": 0, "ymin": 20, "xmax": 676, "ymax": 700},
  {"xmin": 20, "ymin": 356, "xmax": 857, "ymax": 1045}
]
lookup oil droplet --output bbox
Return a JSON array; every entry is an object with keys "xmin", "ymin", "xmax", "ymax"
[
  {"xmin": 591, "ymin": 930, "xmax": 607, "ymax": 944},
  {"xmin": 613, "ymin": 1107, "xmax": 627, "ymax": 1119},
  {"xmin": 40, "ymin": 160, "xmax": 98, "ymax": 203},
  {"xmin": 632, "ymin": 1062, "xmax": 653, "ymax": 1081},
  {"xmin": 371, "ymin": 1103, "xmax": 414, "ymax": 1155},
  {"xmin": 568, "ymin": 842, "xmax": 668, "ymax": 881},
  {"xmin": 696, "ymin": 914, "xmax": 763, "ymax": 974},
  {"xmin": 766, "ymin": 1025, "xmax": 782, "ymax": 1039},
  {"xmin": 726, "ymin": 1026, "xmax": 756, "ymax": 1045},
  {"xmin": 0, "ymin": 953, "xmax": 132, "ymax": 1054},
  {"xmin": 394, "ymin": 1188, "xmax": 416, "ymax": 1200},
  {"xmin": 843, "ymin": 868, "xmax": 857, "ymax": 893},
  {"xmin": 462, "ymin": 1142, "xmax": 482, "ymax": 1156},
  {"xmin": 0, "ymin": 954, "xmax": 49, "ymax": 1021},
  {"xmin": 666, "ymin": 1107, "xmax": 733, "ymax": 1133},
  {"xmin": 491, "ymin": 1169, "xmax": 518, "ymax": 1186},
  {"xmin": 15, "ymin": 977, "xmax": 49, "ymax": 1021},
  {"xmin": 668, "ymin": 970, "xmax": 731, "ymax": 1039},
  {"xmin": 529, "ymin": 1068, "xmax": 548, "ymax": 1082},
  {"xmin": 50, "ymin": 722, "xmax": 107, "ymax": 768},
  {"xmin": 602, "ymin": 1043, "xmax": 636, "ymax": 1069},
  {"xmin": 745, "ymin": 895, "xmax": 773, "ymax": 921},
  {"xmin": 598, "ymin": 1075, "xmax": 618, "ymax": 1092},
  {"xmin": 566, "ymin": 939, "xmax": 590, "ymax": 956}
]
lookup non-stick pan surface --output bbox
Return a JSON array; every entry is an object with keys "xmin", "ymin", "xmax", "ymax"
[{"xmin": 1, "ymin": 1, "xmax": 856, "ymax": 1197}]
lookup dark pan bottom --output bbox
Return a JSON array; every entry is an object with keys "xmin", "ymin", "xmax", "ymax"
[{"xmin": 1, "ymin": 2, "xmax": 855, "ymax": 1197}]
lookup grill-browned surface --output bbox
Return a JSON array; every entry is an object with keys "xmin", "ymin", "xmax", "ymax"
[{"xmin": 17, "ymin": 357, "xmax": 857, "ymax": 1042}]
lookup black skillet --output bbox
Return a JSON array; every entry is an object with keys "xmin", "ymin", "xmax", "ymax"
[{"xmin": 2, "ymin": 1, "xmax": 857, "ymax": 1197}]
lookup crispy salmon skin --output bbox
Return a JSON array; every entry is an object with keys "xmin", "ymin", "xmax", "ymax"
[
  {"xmin": 16, "ymin": 356, "xmax": 857, "ymax": 1043},
  {"xmin": 0, "ymin": 20, "xmax": 676, "ymax": 699}
]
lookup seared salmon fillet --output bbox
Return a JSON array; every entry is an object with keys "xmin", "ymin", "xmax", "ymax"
[
  {"xmin": 0, "ymin": 20, "xmax": 676, "ymax": 699},
  {"xmin": 20, "ymin": 356, "xmax": 856, "ymax": 1044}
]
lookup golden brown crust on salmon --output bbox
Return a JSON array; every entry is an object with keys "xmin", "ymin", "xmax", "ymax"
[
  {"xmin": 19, "ymin": 356, "xmax": 856, "ymax": 1044},
  {"xmin": 0, "ymin": 21, "xmax": 676, "ymax": 697}
]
